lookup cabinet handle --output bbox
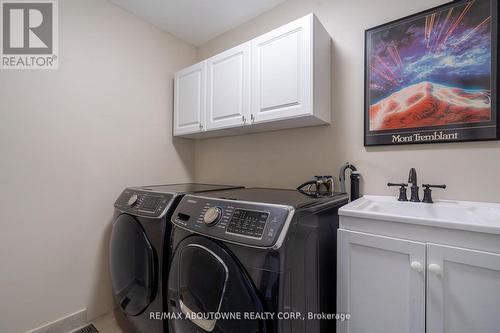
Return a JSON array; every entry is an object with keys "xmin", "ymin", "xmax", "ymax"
[
  {"xmin": 199, "ymin": 124, "xmax": 203, "ymax": 129},
  {"xmin": 410, "ymin": 261, "xmax": 423, "ymax": 273},
  {"xmin": 428, "ymin": 263, "xmax": 442, "ymax": 275},
  {"xmin": 242, "ymin": 115, "xmax": 246, "ymax": 123},
  {"xmin": 251, "ymin": 114, "xmax": 255, "ymax": 122}
]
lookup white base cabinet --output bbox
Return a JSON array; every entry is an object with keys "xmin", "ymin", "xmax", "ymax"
[
  {"xmin": 426, "ymin": 243, "xmax": 500, "ymax": 333},
  {"xmin": 337, "ymin": 228, "xmax": 500, "ymax": 333},
  {"xmin": 173, "ymin": 13, "xmax": 331, "ymax": 138},
  {"xmin": 337, "ymin": 230, "xmax": 425, "ymax": 333}
]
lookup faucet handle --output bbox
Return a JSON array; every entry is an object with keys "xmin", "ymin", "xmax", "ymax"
[
  {"xmin": 387, "ymin": 183, "xmax": 408, "ymax": 201},
  {"xmin": 422, "ymin": 184, "xmax": 446, "ymax": 189},
  {"xmin": 422, "ymin": 184, "xmax": 446, "ymax": 203},
  {"xmin": 387, "ymin": 182, "xmax": 407, "ymax": 187}
]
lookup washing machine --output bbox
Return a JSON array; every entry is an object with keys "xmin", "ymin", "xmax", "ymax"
[
  {"xmin": 167, "ymin": 188, "xmax": 349, "ymax": 333},
  {"xmin": 109, "ymin": 183, "xmax": 242, "ymax": 333}
]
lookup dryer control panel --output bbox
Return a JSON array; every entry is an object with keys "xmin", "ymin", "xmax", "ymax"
[
  {"xmin": 171, "ymin": 195, "xmax": 294, "ymax": 248},
  {"xmin": 114, "ymin": 188, "xmax": 174, "ymax": 218}
]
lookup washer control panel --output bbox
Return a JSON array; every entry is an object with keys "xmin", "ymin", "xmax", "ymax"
[
  {"xmin": 171, "ymin": 195, "xmax": 293, "ymax": 248},
  {"xmin": 114, "ymin": 188, "xmax": 174, "ymax": 218},
  {"xmin": 227, "ymin": 209, "xmax": 269, "ymax": 238}
]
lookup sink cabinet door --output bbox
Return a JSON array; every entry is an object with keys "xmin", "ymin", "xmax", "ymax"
[
  {"xmin": 337, "ymin": 230, "xmax": 426, "ymax": 333},
  {"xmin": 426, "ymin": 243, "xmax": 500, "ymax": 333}
]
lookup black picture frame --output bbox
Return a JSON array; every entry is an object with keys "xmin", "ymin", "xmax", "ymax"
[{"xmin": 364, "ymin": 0, "xmax": 499, "ymax": 146}]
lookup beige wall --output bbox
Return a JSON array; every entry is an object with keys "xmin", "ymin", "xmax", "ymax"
[
  {"xmin": 194, "ymin": 0, "xmax": 500, "ymax": 203},
  {"xmin": 0, "ymin": 1, "xmax": 196, "ymax": 332}
]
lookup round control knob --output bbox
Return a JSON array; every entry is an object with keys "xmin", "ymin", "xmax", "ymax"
[
  {"xmin": 128, "ymin": 194, "xmax": 139, "ymax": 206},
  {"xmin": 203, "ymin": 207, "xmax": 222, "ymax": 226}
]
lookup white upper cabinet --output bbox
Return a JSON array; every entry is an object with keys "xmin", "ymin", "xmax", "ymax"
[
  {"xmin": 174, "ymin": 62, "xmax": 206, "ymax": 136},
  {"xmin": 173, "ymin": 13, "xmax": 331, "ymax": 138},
  {"xmin": 206, "ymin": 42, "xmax": 250, "ymax": 130},
  {"xmin": 251, "ymin": 14, "xmax": 312, "ymax": 123}
]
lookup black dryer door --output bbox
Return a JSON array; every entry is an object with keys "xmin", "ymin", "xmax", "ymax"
[
  {"xmin": 110, "ymin": 214, "xmax": 157, "ymax": 316},
  {"xmin": 168, "ymin": 236, "xmax": 266, "ymax": 333}
]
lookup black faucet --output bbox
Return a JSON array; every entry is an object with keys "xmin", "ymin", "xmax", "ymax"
[
  {"xmin": 422, "ymin": 184, "xmax": 447, "ymax": 203},
  {"xmin": 387, "ymin": 183, "xmax": 408, "ymax": 201},
  {"xmin": 408, "ymin": 168, "xmax": 420, "ymax": 202}
]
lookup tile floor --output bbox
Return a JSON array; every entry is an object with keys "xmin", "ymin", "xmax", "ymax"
[{"xmin": 90, "ymin": 313, "xmax": 124, "ymax": 333}]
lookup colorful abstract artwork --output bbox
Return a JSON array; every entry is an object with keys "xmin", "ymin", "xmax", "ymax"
[{"xmin": 364, "ymin": 0, "xmax": 498, "ymax": 146}]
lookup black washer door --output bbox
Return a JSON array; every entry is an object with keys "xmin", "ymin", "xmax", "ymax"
[
  {"xmin": 110, "ymin": 214, "xmax": 157, "ymax": 316},
  {"xmin": 168, "ymin": 236, "xmax": 266, "ymax": 333}
]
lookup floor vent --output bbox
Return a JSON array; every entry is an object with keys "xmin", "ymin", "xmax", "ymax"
[{"xmin": 72, "ymin": 324, "xmax": 98, "ymax": 333}]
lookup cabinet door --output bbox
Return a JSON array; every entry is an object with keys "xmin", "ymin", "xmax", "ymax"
[
  {"xmin": 206, "ymin": 43, "xmax": 250, "ymax": 130},
  {"xmin": 427, "ymin": 243, "xmax": 500, "ymax": 333},
  {"xmin": 337, "ymin": 230, "xmax": 426, "ymax": 333},
  {"xmin": 174, "ymin": 62, "xmax": 206, "ymax": 135},
  {"xmin": 250, "ymin": 14, "xmax": 312, "ymax": 123}
]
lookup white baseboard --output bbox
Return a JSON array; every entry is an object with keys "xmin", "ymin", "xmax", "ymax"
[{"xmin": 26, "ymin": 309, "xmax": 87, "ymax": 333}]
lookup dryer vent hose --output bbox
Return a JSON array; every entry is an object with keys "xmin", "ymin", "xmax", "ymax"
[{"xmin": 339, "ymin": 162, "xmax": 360, "ymax": 201}]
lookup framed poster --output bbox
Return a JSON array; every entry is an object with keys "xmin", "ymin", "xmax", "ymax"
[{"xmin": 364, "ymin": 0, "xmax": 499, "ymax": 146}]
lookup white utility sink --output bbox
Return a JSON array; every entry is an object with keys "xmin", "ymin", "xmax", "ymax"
[{"xmin": 339, "ymin": 195, "xmax": 500, "ymax": 235}]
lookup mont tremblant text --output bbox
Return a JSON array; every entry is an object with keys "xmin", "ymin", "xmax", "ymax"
[{"xmin": 392, "ymin": 131, "xmax": 459, "ymax": 143}]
